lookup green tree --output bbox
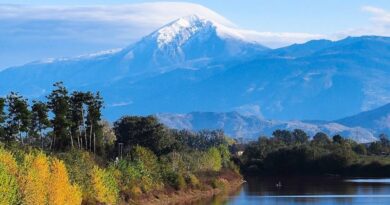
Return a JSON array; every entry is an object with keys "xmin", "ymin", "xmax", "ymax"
[
  {"xmin": 368, "ymin": 141, "xmax": 383, "ymax": 155},
  {"xmin": 292, "ymin": 129, "xmax": 309, "ymax": 144},
  {"xmin": 0, "ymin": 98, "xmax": 6, "ymax": 141},
  {"xmin": 129, "ymin": 146, "xmax": 160, "ymax": 183},
  {"xmin": 332, "ymin": 134, "xmax": 343, "ymax": 144},
  {"xmin": 69, "ymin": 91, "xmax": 86, "ymax": 150},
  {"xmin": 353, "ymin": 144, "xmax": 367, "ymax": 155},
  {"xmin": 317, "ymin": 152, "xmax": 350, "ymax": 174},
  {"xmin": 263, "ymin": 146, "xmax": 314, "ymax": 175},
  {"xmin": 30, "ymin": 101, "xmax": 51, "ymax": 149},
  {"xmin": 114, "ymin": 116, "xmax": 171, "ymax": 155},
  {"xmin": 47, "ymin": 82, "xmax": 71, "ymax": 150},
  {"xmin": 273, "ymin": 129, "xmax": 293, "ymax": 145},
  {"xmin": 217, "ymin": 144, "xmax": 231, "ymax": 167},
  {"xmin": 85, "ymin": 92, "xmax": 104, "ymax": 154},
  {"xmin": 100, "ymin": 120, "xmax": 116, "ymax": 146},
  {"xmin": 6, "ymin": 92, "xmax": 31, "ymax": 144},
  {"xmin": 202, "ymin": 147, "xmax": 222, "ymax": 171},
  {"xmin": 311, "ymin": 132, "xmax": 331, "ymax": 147},
  {"xmin": 171, "ymin": 129, "xmax": 227, "ymax": 151}
]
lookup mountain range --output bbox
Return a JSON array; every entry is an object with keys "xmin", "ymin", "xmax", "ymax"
[
  {"xmin": 157, "ymin": 107, "xmax": 384, "ymax": 143},
  {"xmin": 0, "ymin": 15, "xmax": 389, "ymax": 142}
]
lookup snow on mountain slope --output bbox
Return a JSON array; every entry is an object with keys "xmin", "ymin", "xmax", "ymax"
[
  {"xmin": 117, "ymin": 15, "xmax": 268, "ymax": 76},
  {"xmin": 0, "ymin": 15, "xmax": 268, "ymax": 96},
  {"xmin": 152, "ymin": 15, "xmax": 245, "ymax": 48}
]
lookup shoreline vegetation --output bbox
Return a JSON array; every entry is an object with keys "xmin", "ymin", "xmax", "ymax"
[
  {"xmin": 0, "ymin": 83, "xmax": 242, "ymax": 205},
  {"xmin": 239, "ymin": 130, "xmax": 390, "ymax": 177},
  {"xmin": 131, "ymin": 169, "xmax": 243, "ymax": 205}
]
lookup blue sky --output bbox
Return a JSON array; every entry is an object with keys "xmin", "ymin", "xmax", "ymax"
[
  {"xmin": 2, "ymin": 0, "xmax": 389, "ymax": 34},
  {"xmin": 0, "ymin": 0, "xmax": 389, "ymax": 69}
]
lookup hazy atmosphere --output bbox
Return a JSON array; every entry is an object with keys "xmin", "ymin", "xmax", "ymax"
[
  {"xmin": 0, "ymin": 1, "xmax": 390, "ymax": 205},
  {"xmin": 0, "ymin": 0, "xmax": 389, "ymax": 69}
]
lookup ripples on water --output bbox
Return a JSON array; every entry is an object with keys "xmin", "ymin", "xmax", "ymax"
[{"xmin": 192, "ymin": 177, "xmax": 390, "ymax": 205}]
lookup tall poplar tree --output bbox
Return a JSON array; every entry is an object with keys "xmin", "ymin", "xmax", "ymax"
[
  {"xmin": 47, "ymin": 82, "xmax": 71, "ymax": 150},
  {"xmin": 6, "ymin": 92, "xmax": 30, "ymax": 144},
  {"xmin": 69, "ymin": 91, "xmax": 86, "ymax": 149},
  {"xmin": 30, "ymin": 100, "xmax": 51, "ymax": 149},
  {"xmin": 85, "ymin": 92, "xmax": 104, "ymax": 153},
  {"xmin": 0, "ymin": 98, "xmax": 6, "ymax": 141}
]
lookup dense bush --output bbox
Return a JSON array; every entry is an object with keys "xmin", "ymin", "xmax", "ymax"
[
  {"xmin": 185, "ymin": 173, "xmax": 200, "ymax": 188},
  {"xmin": 115, "ymin": 159, "xmax": 157, "ymax": 193},
  {"xmin": 164, "ymin": 171, "xmax": 186, "ymax": 190},
  {"xmin": 211, "ymin": 178, "xmax": 228, "ymax": 191},
  {"xmin": 201, "ymin": 147, "xmax": 222, "ymax": 171},
  {"xmin": 0, "ymin": 148, "xmax": 82, "ymax": 205},
  {"xmin": 0, "ymin": 163, "xmax": 19, "ymax": 205},
  {"xmin": 58, "ymin": 150, "xmax": 95, "ymax": 199},
  {"xmin": 91, "ymin": 166, "xmax": 119, "ymax": 205}
]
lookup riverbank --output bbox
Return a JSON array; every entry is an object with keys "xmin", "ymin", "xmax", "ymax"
[
  {"xmin": 205, "ymin": 176, "xmax": 390, "ymax": 205},
  {"xmin": 127, "ymin": 169, "xmax": 243, "ymax": 205}
]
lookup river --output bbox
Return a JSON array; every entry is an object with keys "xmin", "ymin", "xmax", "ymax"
[{"xmin": 198, "ymin": 177, "xmax": 390, "ymax": 205}]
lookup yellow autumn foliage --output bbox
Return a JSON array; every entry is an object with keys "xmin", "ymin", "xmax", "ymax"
[
  {"xmin": 0, "ymin": 148, "xmax": 20, "ymax": 205},
  {"xmin": 16, "ymin": 152, "xmax": 82, "ymax": 205},
  {"xmin": 0, "ymin": 147, "xmax": 18, "ymax": 176},
  {"xmin": 48, "ymin": 159, "xmax": 82, "ymax": 205},
  {"xmin": 21, "ymin": 153, "xmax": 50, "ymax": 205},
  {"xmin": 91, "ymin": 166, "xmax": 118, "ymax": 205}
]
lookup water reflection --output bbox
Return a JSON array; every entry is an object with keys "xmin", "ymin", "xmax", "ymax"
[{"xmin": 199, "ymin": 177, "xmax": 390, "ymax": 205}]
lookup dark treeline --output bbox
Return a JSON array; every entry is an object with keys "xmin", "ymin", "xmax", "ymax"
[
  {"xmin": 0, "ymin": 82, "xmax": 104, "ymax": 153},
  {"xmin": 240, "ymin": 129, "xmax": 390, "ymax": 177}
]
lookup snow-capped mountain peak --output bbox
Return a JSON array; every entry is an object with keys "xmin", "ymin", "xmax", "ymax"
[
  {"xmin": 115, "ymin": 15, "xmax": 269, "ymax": 76},
  {"xmin": 152, "ymin": 15, "xmax": 212, "ymax": 48},
  {"xmin": 149, "ymin": 15, "xmax": 249, "ymax": 49}
]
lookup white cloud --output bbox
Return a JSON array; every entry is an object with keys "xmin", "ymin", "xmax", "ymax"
[
  {"xmin": 362, "ymin": 6, "xmax": 390, "ymax": 24},
  {"xmin": 332, "ymin": 6, "xmax": 390, "ymax": 39},
  {"xmin": 238, "ymin": 30, "xmax": 325, "ymax": 48},
  {"xmin": 0, "ymin": 3, "xmax": 234, "ymax": 27},
  {"xmin": 109, "ymin": 101, "xmax": 133, "ymax": 107},
  {"xmin": 0, "ymin": 2, "xmax": 389, "ymax": 69},
  {"xmin": 0, "ymin": 2, "xmax": 324, "ymax": 49}
]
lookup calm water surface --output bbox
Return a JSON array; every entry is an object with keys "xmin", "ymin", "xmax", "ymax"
[{"xmin": 199, "ymin": 177, "xmax": 390, "ymax": 205}]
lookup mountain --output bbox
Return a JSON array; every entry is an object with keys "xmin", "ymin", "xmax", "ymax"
[
  {"xmin": 0, "ymin": 15, "xmax": 268, "ymax": 109},
  {"xmin": 0, "ymin": 15, "xmax": 267, "ymax": 96},
  {"xmin": 264, "ymin": 39, "xmax": 334, "ymax": 58},
  {"xmin": 122, "ymin": 15, "xmax": 268, "ymax": 77},
  {"xmin": 129, "ymin": 35, "xmax": 390, "ymax": 121},
  {"xmin": 337, "ymin": 103, "xmax": 390, "ymax": 136},
  {"xmin": 158, "ymin": 102, "xmax": 390, "ymax": 143},
  {"xmin": 0, "ymin": 16, "xmax": 389, "ymax": 122},
  {"xmin": 157, "ymin": 111, "xmax": 377, "ymax": 143}
]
